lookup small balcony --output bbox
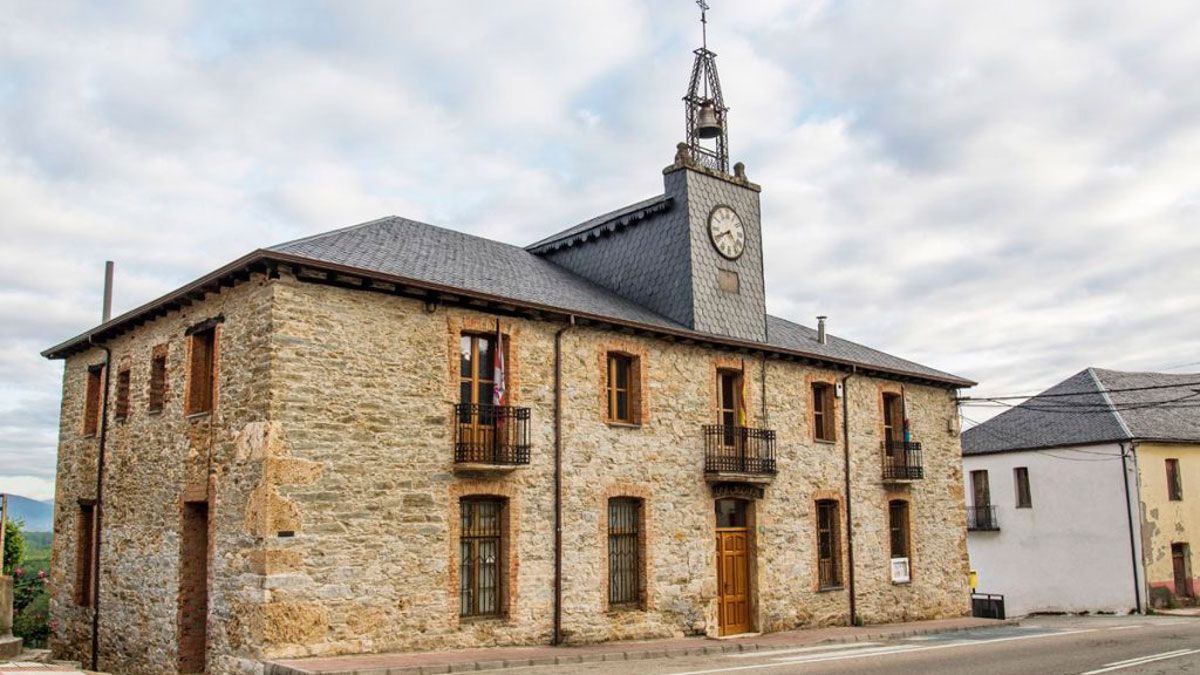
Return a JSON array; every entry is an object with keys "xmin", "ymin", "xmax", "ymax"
[
  {"xmin": 703, "ymin": 425, "xmax": 777, "ymax": 483},
  {"xmin": 453, "ymin": 404, "xmax": 531, "ymax": 471},
  {"xmin": 881, "ymin": 440, "xmax": 924, "ymax": 481},
  {"xmin": 966, "ymin": 505, "xmax": 999, "ymax": 531}
]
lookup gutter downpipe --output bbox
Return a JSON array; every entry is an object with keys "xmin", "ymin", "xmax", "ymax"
[
  {"xmin": 87, "ymin": 335, "xmax": 112, "ymax": 673},
  {"xmin": 1119, "ymin": 442, "xmax": 1142, "ymax": 613},
  {"xmin": 552, "ymin": 315, "xmax": 576, "ymax": 645},
  {"xmin": 841, "ymin": 366, "xmax": 857, "ymax": 625}
]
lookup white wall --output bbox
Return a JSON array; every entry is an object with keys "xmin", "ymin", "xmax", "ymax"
[{"xmin": 963, "ymin": 443, "xmax": 1141, "ymax": 616}]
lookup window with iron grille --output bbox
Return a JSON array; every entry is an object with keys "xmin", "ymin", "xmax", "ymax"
[
  {"xmin": 82, "ymin": 364, "xmax": 104, "ymax": 436},
  {"xmin": 1166, "ymin": 459, "xmax": 1183, "ymax": 501},
  {"xmin": 148, "ymin": 350, "xmax": 167, "ymax": 413},
  {"xmin": 888, "ymin": 500, "xmax": 910, "ymax": 559},
  {"xmin": 187, "ymin": 327, "xmax": 216, "ymax": 415},
  {"xmin": 460, "ymin": 498, "xmax": 503, "ymax": 617},
  {"xmin": 816, "ymin": 499, "xmax": 842, "ymax": 589},
  {"xmin": 608, "ymin": 498, "xmax": 642, "ymax": 607},
  {"xmin": 1014, "ymin": 467, "xmax": 1032, "ymax": 508},
  {"xmin": 812, "ymin": 383, "xmax": 834, "ymax": 442},
  {"xmin": 114, "ymin": 367, "xmax": 131, "ymax": 422}
]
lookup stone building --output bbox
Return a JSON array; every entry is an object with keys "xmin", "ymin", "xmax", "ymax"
[{"xmin": 42, "ymin": 35, "xmax": 974, "ymax": 675}]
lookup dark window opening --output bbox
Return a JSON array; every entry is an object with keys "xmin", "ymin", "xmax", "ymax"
[
  {"xmin": 889, "ymin": 500, "xmax": 910, "ymax": 559},
  {"xmin": 114, "ymin": 367, "xmax": 131, "ymax": 422},
  {"xmin": 1167, "ymin": 459, "xmax": 1183, "ymax": 501},
  {"xmin": 149, "ymin": 351, "xmax": 167, "ymax": 413},
  {"xmin": 83, "ymin": 365, "xmax": 104, "ymax": 436},
  {"xmin": 882, "ymin": 392, "xmax": 903, "ymax": 443},
  {"xmin": 75, "ymin": 503, "xmax": 95, "ymax": 606}
]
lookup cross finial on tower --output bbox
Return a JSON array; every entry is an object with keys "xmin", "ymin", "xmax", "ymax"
[{"xmin": 697, "ymin": 0, "xmax": 709, "ymax": 49}]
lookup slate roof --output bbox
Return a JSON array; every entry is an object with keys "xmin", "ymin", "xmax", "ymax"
[
  {"xmin": 44, "ymin": 214, "xmax": 974, "ymax": 387},
  {"xmin": 962, "ymin": 368, "xmax": 1200, "ymax": 455},
  {"xmin": 526, "ymin": 195, "xmax": 674, "ymax": 253}
]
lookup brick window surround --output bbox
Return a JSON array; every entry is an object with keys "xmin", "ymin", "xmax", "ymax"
[
  {"xmin": 810, "ymin": 490, "xmax": 845, "ymax": 592},
  {"xmin": 185, "ymin": 321, "xmax": 220, "ymax": 416},
  {"xmin": 82, "ymin": 364, "xmax": 104, "ymax": 436},
  {"xmin": 808, "ymin": 377, "xmax": 838, "ymax": 443},
  {"xmin": 597, "ymin": 340, "xmax": 649, "ymax": 426},
  {"xmin": 114, "ymin": 366, "xmax": 131, "ymax": 422},
  {"xmin": 600, "ymin": 484, "xmax": 652, "ymax": 612},
  {"xmin": 448, "ymin": 317, "xmax": 520, "ymax": 407},
  {"xmin": 448, "ymin": 481, "xmax": 519, "ymax": 626},
  {"xmin": 148, "ymin": 344, "xmax": 169, "ymax": 414}
]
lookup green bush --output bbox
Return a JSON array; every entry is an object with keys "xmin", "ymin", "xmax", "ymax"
[{"xmin": 6, "ymin": 521, "xmax": 50, "ymax": 648}]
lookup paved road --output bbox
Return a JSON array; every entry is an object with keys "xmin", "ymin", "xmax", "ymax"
[{"xmin": 504, "ymin": 616, "xmax": 1200, "ymax": 675}]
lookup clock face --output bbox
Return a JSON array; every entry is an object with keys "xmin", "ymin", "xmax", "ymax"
[{"xmin": 708, "ymin": 205, "xmax": 745, "ymax": 260}]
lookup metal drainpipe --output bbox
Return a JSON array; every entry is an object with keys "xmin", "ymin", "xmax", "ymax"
[
  {"xmin": 840, "ymin": 367, "xmax": 857, "ymax": 626},
  {"xmin": 552, "ymin": 315, "xmax": 575, "ymax": 645},
  {"xmin": 86, "ymin": 336, "xmax": 112, "ymax": 672},
  {"xmin": 1120, "ymin": 442, "xmax": 1142, "ymax": 613}
]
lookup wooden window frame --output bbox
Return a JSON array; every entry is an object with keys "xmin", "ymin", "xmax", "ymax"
[
  {"xmin": 82, "ymin": 364, "xmax": 104, "ymax": 436},
  {"xmin": 812, "ymin": 382, "xmax": 835, "ymax": 443},
  {"xmin": 882, "ymin": 392, "xmax": 903, "ymax": 443},
  {"xmin": 888, "ymin": 499, "xmax": 911, "ymax": 560},
  {"xmin": 114, "ymin": 366, "xmax": 131, "ymax": 422},
  {"xmin": 1166, "ymin": 458, "xmax": 1183, "ymax": 501},
  {"xmin": 816, "ymin": 499, "xmax": 842, "ymax": 590},
  {"xmin": 1014, "ymin": 467, "xmax": 1032, "ymax": 508},
  {"xmin": 186, "ymin": 326, "xmax": 217, "ymax": 416},
  {"xmin": 605, "ymin": 353, "xmax": 639, "ymax": 425},
  {"xmin": 607, "ymin": 497, "xmax": 644, "ymax": 609},
  {"xmin": 459, "ymin": 497, "xmax": 506, "ymax": 619},
  {"xmin": 75, "ymin": 501, "xmax": 96, "ymax": 606},
  {"xmin": 148, "ymin": 348, "xmax": 168, "ymax": 414}
]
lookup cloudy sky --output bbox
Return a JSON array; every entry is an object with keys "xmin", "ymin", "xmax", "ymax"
[{"xmin": 2, "ymin": 1, "xmax": 1198, "ymax": 501}]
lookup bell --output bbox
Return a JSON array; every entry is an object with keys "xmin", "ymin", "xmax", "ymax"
[{"xmin": 695, "ymin": 101, "xmax": 722, "ymax": 139}]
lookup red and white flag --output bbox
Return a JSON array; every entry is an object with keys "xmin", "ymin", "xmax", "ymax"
[{"xmin": 493, "ymin": 322, "xmax": 506, "ymax": 407}]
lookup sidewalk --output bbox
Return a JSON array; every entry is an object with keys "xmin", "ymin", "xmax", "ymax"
[{"xmin": 266, "ymin": 616, "xmax": 1017, "ymax": 675}]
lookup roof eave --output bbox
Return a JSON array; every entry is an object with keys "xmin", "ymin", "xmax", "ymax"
[{"xmin": 42, "ymin": 250, "xmax": 976, "ymax": 388}]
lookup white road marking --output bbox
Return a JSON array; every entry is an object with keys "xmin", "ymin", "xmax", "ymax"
[
  {"xmin": 1099, "ymin": 649, "xmax": 1192, "ymax": 667},
  {"xmin": 1105, "ymin": 625, "xmax": 1143, "ymax": 630},
  {"xmin": 726, "ymin": 642, "xmax": 882, "ymax": 658},
  {"xmin": 1080, "ymin": 648, "xmax": 1200, "ymax": 674},
  {"xmin": 667, "ymin": 628, "xmax": 1098, "ymax": 675}
]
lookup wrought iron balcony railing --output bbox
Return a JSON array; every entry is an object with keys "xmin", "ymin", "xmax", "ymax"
[
  {"xmin": 453, "ymin": 404, "xmax": 531, "ymax": 466},
  {"xmin": 703, "ymin": 425, "xmax": 777, "ymax": 475},
  {"xmin": 882, "ymin": 440, "xmax": 924, "ymax": 480},
  {"xmin": 966, "ymin": 505, "xmax": 1000, "ymax": 531}
]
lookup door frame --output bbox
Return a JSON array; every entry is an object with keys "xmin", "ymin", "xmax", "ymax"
[{"xmin": 714, "ymin": 497, "xmax": 757, "ymax": 636}]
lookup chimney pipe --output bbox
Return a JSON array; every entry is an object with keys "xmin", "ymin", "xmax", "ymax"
[
  {"xmin": 817, "ymin": 315, "xmax": 827, "ymax": 345},
  {"xmin": 102, "ymin": 261, "xmax": 114, "ymax": 323}
]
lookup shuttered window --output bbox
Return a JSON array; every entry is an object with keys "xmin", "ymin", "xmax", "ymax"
[
  {"xmin": 148, "ymin": 351, "xmax": 167, "ymax": 413},
  {"xmin": 460, "ymin": 498, "xmax": 503, "ymax": 617},
  {"xmin": 187, "ymin": 327, "xmax": 216, "ymax": 415},
  {"xmin": 1014, "ymin": 467, "xmax": 1032, "ymax": 508},
  {"xmin": 888, "ymin": 500, "xmax": 910, "ymax": 559},
  {"xmin": 812, "ymin": 383, "xmax": 834, "ymax": 442},
  {"xmin": 114, "ymin": 367, "xmax": 131, "ymax": 422},
  {"xmin": 83, "ymin": 365, "xmax": 104, "ymax": 436},
  {"xmin": 816, "ymin": 499, "xmax": 842, "ymax": 589},
  {"xmin": 1167, "ymin": 459, "xmax": 1183, "ymax": 501},
  {"xmin": 75, "ymin": 503, "xmax": 95, "ymax": 606},
  {"xmin": 608, "ymin": 498, "xmax": 642, "ymax": 607}
]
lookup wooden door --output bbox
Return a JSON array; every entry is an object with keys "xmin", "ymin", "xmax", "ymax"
[
  {"xmin": 717, "ymin": 529, "xmax": 750, "ymax": 635},
  {"xmin": 1173, "ymin": 544, "xmax": 1193, "ymax": 598}
]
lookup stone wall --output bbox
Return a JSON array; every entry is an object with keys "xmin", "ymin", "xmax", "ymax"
[
  {"xmin": 49, "ymin": 275, "xmax": 275, "ymax": 675},
  {"xmin": 49, "ymin": 269, "xmax": 970, "ymax": 673}
]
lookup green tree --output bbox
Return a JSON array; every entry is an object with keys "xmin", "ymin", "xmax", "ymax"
[{"xmin": 3, "ymin": 519, "xmax": 25, "ymax": 575}]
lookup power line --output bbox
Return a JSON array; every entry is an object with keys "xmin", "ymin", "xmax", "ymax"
[{"xmin": 957, "ymin": 379, "xmax": 1200, "ymax": 402}]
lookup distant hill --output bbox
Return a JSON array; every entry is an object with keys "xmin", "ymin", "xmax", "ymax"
[{"xmin": 3, "ymin": 495, "xmax": 53, "ymax": 532}]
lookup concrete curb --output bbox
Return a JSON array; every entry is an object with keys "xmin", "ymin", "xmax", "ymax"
[{"xmin": 265, "ymin": 619, "xmax": 1022, "ymax": 675}]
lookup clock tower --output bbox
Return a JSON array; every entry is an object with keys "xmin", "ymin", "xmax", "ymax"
[{"xmin": 529, "ymin": 0, "xmax": 767, "ymax": 342}]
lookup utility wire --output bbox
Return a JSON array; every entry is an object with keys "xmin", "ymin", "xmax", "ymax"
[{"xmin": 957, "ymin": 379, "xmax": 1200, "ymax": 402}]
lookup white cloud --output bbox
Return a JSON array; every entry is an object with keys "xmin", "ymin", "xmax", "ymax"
[{"xmin": 1, "ymin": 0, "xmax": 1198, "ymax": 480}]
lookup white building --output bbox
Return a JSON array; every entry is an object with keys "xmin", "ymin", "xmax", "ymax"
[{"xmin": 962, "ymin": 368, "xmax": 1200, "ymax": 617}]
